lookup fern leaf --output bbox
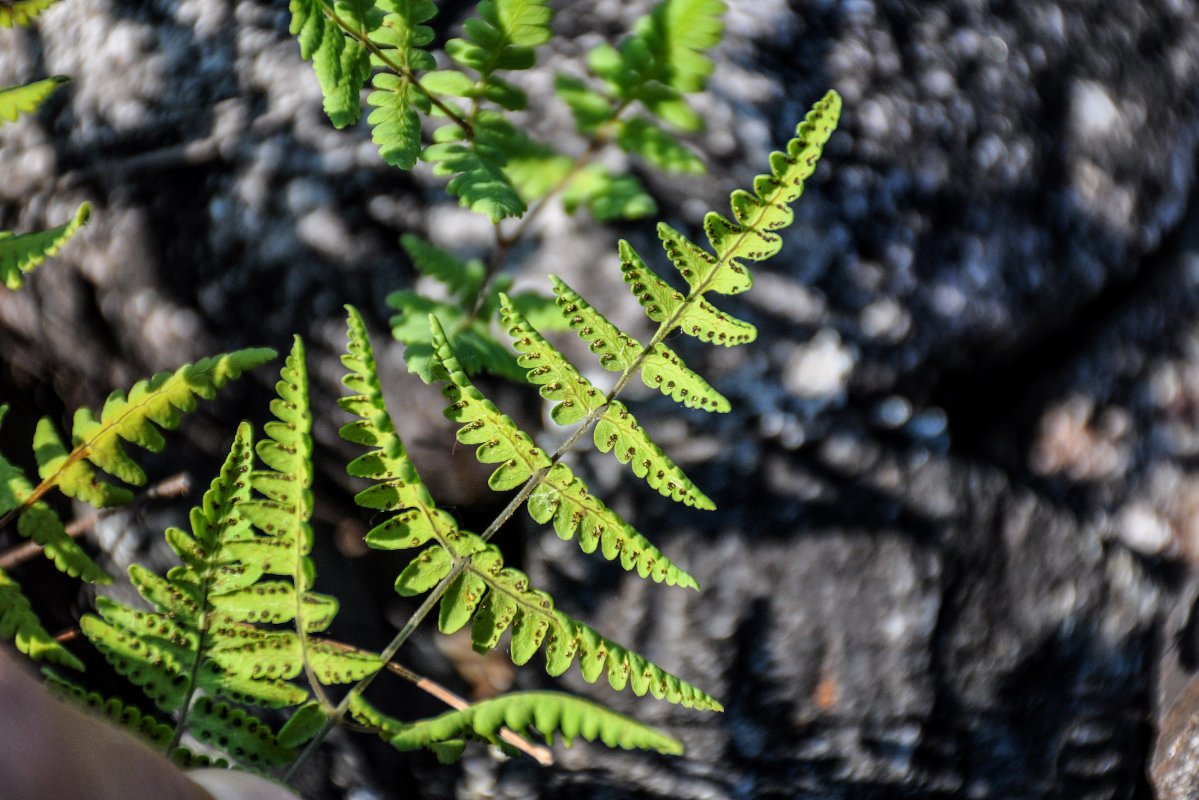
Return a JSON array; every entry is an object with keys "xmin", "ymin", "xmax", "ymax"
[
  {"xmin": 616, "ymin": 116, "xmax": 704, "ymax": 175},
  {"xmin": 593, "ymin": 399, "xmax": 713, "ymax": 509},
  {"xmin": 0, "ymin": 202, "xmax": 90, "ymax": 290},
  {"xmin": 80, "ymin": 419, "xmax": 369, "ymax": 766},
  {"xmin": 0, "ymin": 75, "xmax": 68, "ymax": 126},
  {"xmin": 560, "ymin": 164, "xmax": 657, "ymax": 221},
  {"xmin": 401, "ymin": 234, "xmax": 486, "ymax": 304},
  {"xmin": 422, "ymin": 112, "xmax": 527, "ymax": 222},
  {"xmin": 184, "ymin": 695, "xmax": 295, "ymax": 769},
  {"xmin": 0, "ymin": 437, "xmax": 111, "ymax": 583},
  {"xmin": 701, "ymin": 89, "xmax": 841, "ymax": 266},
  {"xmin": 30, "ymin": 348, "xmax": 274, "ymax": 510},
  {"xmin": 445, "ymin": 0, "xmax": 552, "ymax": 75},
  {"xmin": 628, "ymin": 90, "xmax": 839, "ymax": 347},
  {"xmin": 290, "ymin": 0, "xmax": 370, "ymax": 128},
  {"xmin": 529, "ymin": 462, "xmax": 698, "ymax": 588},
  {"xmin": 0, "ymin": 567, "xmax": 82, "ymax": 668},
  {"xmin": 350, "ymin": 690, "xmax": 682, "ymax": 758},
  {"xmin": 82, "ymin": 599, "xmax": 196, "ymax": 711},
  {"xmin": 550, "ymin": 275, "xmax": 644, "ymax": 374},
  {"xmin": 430, "ymin": 316, "xmax": 552, "ymax": 491},
  {"xmin": 499, "ymin": 295, "xmax": 602, "ymax": 426},
  {"xmin": 641, "ymin": 341, "xmax": 729, "ymax": 411},
  {"xmin": 0, "ymin": 0, "xmax": 57, "ymax": 27},
  {"xmin": 619, "ymin": 240, "xmax": 755, "ymax": 346},
  {"xmin": 365, "ymin": 1, "xmax": 437, "ymax": 168},
  {"xmin": 454, "ymin": 532, "xmax": 720, "ymax": 708},
  {"xmin": 635, "ymin": 0, "xmax": 726, "ymax": 93}
]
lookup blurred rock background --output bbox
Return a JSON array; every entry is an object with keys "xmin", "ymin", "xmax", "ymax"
[{"xmin": 3, "ymin": 0, "xmax": 1199, "ymax": 797}]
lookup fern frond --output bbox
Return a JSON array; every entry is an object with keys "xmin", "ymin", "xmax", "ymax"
[
  {"xmin": 616, "ymin": 116, "xmax": 704, "ymax": 175},
  {"xmin": 0, "ymin": 202, "xmax": 90, "ymax": 290},
  {"xmin": 401, "ymin": 233, "xmax": 486, "ymax": 304},
  {"xmin": 445, "ymin": 0, "xmax": 552, "ymax": 75},
  {"xmin": 1, "ymin": 351, "xmax": 271, "ymax": 671},
  {"xmin": 499, "ymin": 296, "xmax": 603, "ymax": 426},
  {"xmin": 0, "ymin": 0, "xmax": 57, "ymax": 27},
  {"xmin": 350, "ymin": 690, "xmax": 683, "ymax": 759},
  {"xmin": 592, "ymin": 398, "xmax": 713, "ymax": 508},
  {"xmin": 700, "ymin": 90, "xmax": 841, "ymax": 268},
  {"xmin": 29, "ymin": 347, "xmax": 275, "ymax": 509},
  {"xmin": 185, "ymin": 695, "xmax": 296, "ymax": 769},
  {"xmin": 0, "ymin": 421, "xmax": 110, "ymax": 584},
  {"xmin": 80, "ymin": 418, "xmax": 370, "ymax": 765},
  {"xmin": 338, "ymin": 307, "xmax": 714, "ymax": 701},
  {"xmin": 0, "ymin": 567, "xmax": 82, "ymax": 668},
  {"xmin": 0, "ymin": 75, "xmax": 68, "ymax": 126}
]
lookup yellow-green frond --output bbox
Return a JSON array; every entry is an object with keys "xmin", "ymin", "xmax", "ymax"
[
  {"xmin": 350, "ymin": 690, "xmax": 683, "ymax": 760},
  {"xmin": 0, "ymin": 567, "xmax": 83, "ymax": 669},
  {"xmin": 0, "ymin": 75, "xmax": 68, "ymax": 126},
  {"xmin": 0, "ymin": 202, "xmax": 90, "ymax": 290},
  {"xmin": 0, "ymin": 0, "xmax": 58, "ymax": 28}
]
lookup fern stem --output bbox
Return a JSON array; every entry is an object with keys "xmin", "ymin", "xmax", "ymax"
[{"xmin": 321, "ymin": 1, "xmax": 474, "ymax": 137}]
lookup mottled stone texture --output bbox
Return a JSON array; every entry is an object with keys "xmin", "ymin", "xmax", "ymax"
[{"xmin": 4, "ymin": 0, "xmax": 1199, "ymax": 798}]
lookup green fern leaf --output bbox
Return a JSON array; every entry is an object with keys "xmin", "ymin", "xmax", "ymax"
[
  {"xmin": 550, "ymin": 275, "xmax": 644, "ymax": 374},
  {"xmin": 350, "ymin": 690, "xmax": 682, "ymax": 758},
  {"xmin": 529, "ymin": 462, "xmax": 698, "ymax": 588},
  {"xmin": 0, "ymin": 75, "xmax": 68, "ymax": 126},
  {"xmin": 0, "ymin": 0, "xmax": 57, "ymax": 27},
  {"xmin": 0, "ymin": 430, "xmax": 111, "ymax": 584},
  {"xmin": 635, "ymin": 0, "xmax": 726, "ymax": 93},
  {"xmin": 79, "ymin": 419, "xmax": 350, "ymax": 762},
  {"xmin": 430, "ymin": 316, "xmax": 552, "ymax": 491},
  {"xmin": 365, "ymin": 1, "xmax": 437, "ymax": 168},
  {"xmin": 560, "ymin": 164, "xmax": 657, "ymax": 221},
  {"xmin": 186, "ymin": 695, "xmax": 296, "ymax": 768},
  {"xmin": 618, "ymin": 240, "xmax": 755, "ymax": 346},
  {"xmin": 445, "ymin": 0, "xmax": 552, "ymax": 75},
  {"xmin": 616, "ymin": 116, "xmax": 704, "ymax": 175},
  {"xmin": 499, "ymin": 295, "xmax": 603, "ymax": 426},
  {"xmin": 290, "ymin": 0, "xmax": 370, "ymax": 128},
  {"xmin": 628, "ymin": 90, "xmax": 840, "ymax": 346},
  {"xmin": 0, "ymin": 567, "xmax": 82, "ymax": 668},
  {"xmin": 701, "ymin": 89, "xmax": 841, "ymax": 266},
  {"xmin": 82, "ymin": 599, "xmax": 196, "ymax": 712},
  {"xmin": 31, "ymin": 347, "xmax": 274, "ymax": 508},
  {"xmin": 593, "ymin": 398, "xmax": 713, "ymax": 509},
  {"xmin": 338, "ymin": 307, "xmax": 715, "ymax": 704},
  {"xmin": 401, "ymin": 233, "xmax": 486, "ymax": 304},
  {"xmin": 422, "ymin": 112, "xmax": 527, "ymax": 222},
  {"xmin": 0, "ymin": 202, "xmax": 90, "ymax": 290}
]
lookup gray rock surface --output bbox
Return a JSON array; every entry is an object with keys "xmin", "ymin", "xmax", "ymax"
[{"xmin": 4, "ymin": 0, "xmax": 1199, "ymax": 798}]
